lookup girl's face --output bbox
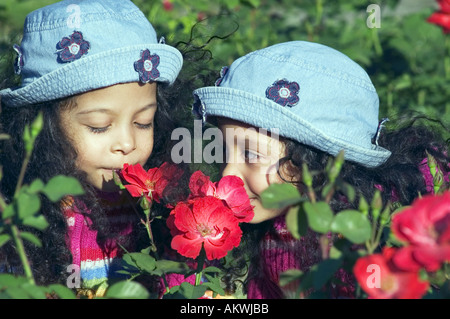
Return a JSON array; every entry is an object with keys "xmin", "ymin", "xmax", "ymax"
[
  {"xmin": 218, "ymin": 118, "xmax": 290, "ymax": 224},
  {"xmin": 60, "ymin": 82, "xmax": 157, "ymax": 192}
]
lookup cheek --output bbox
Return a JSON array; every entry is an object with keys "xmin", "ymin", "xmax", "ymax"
[
  {"xmin": 136, "ymin": 129, "xmax": 155, "ymax": 163},
  {"xmin": 246, "ymin": 164, "xmax": 283, "ymax": 195},
  {"xmin": 249, "ymin": 200, "xmax": 287, "ymax": 224},
  {"xmin": 63, "ymin": 124, "xmax": 107, "ymax": 171},
  {"xmin": 244, "ymin": 171, "xmax": 270, "ymax": 196},
  {"xmin": 73, "ymin": 142, "xmax": 103, "ymax": 173}
]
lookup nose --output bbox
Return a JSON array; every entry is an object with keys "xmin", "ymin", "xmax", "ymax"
[{"xmin": 111, "ymin": 127, "xmax": 136, "ymax": 155}]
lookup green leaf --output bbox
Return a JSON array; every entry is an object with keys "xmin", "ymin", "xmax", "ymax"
[
  {"xmin": 2, "ymin": 204, "xmax": 14, "ymax": 220},
  {"xmin": 42, "ymin": 175, "xmax": 84, "ymax": 202},
  {"xmin": 4, "ymin": 286, "xmax": 31, "ymax": 299},
  {"xmin": 154, "ymin": 260, "xmax": 189, "ymax": 276},
  {"xmin": 122, "ymin": 252, "xmax": 156, "ymax": 274},
  {"xmin": 330, "ymin": 210, "xmax": 372, "ymax": 244},
  {"xmin": 105, "ymin": 281, "xmax": 150, "ymax": 299},
  {"xmin": 0, "ymin": 234, "xmax": 11, "ymax": 248},
  {"xmin": 20, "ymin": 232, "xmax": 42, "ymax": 247},
  {"xmin": 303, "ymin": 202, "xmax": 334, "ymax": 234},
  {"xmin": 175, "ymin": 282, "xmax": 207, "ymax": 299},
  {"xmin": 328, "ymin": 245, "xmax": 343, "ymax": 259},
  {"xmin": 203, "ymin": 274, "xmax": 226, "ymax": 296},
  {"xmin": 339, "ymin": 182, "xmax": 356, "ymax": 203},
  {"xmin": 0, "ymin": 274, "xmax": 28, "ymax": 288},
  {"xmin": 312, "ymin": 258, "xmax": 343, "ymax": 290},
  {"xmin": 21, "ymin": 283, "xmax": 47, "ymax": 299},
  {"xmin": 202, "ymin": 266, "xmax": 222, "ymax": 274},
  {"xmin": 47, "ymin": 284, "xmax": 77, "ymax": 299},
  {"xmin": 17, "ymin": 192, "xmax": 41, "ymax": 219},
  {"xmin": 27, "ymin": 179, "xmax": 44, "ymax": 194},
  {"xmin": 279, "ymin": 269, "xmax": 303, "ymax": 287},
  {"xmin": 22, "ymin": 215, "xmax": 49, "ymax": 231},
  {"xmin": 260, "ymin": 183, "xmax": 303, "ymax": 209},
  {"xmin": 285, "ymin": 205, "xmax": 308, "ymax": 239}
]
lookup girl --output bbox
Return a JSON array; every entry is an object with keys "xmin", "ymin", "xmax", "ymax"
[
  {"xmin": 192, "ymin": 41, "xmax": 450, "ymax": 298},
  {"xmin": 0, "ymin": 0, "xmax": 186, "ymax": 296}
]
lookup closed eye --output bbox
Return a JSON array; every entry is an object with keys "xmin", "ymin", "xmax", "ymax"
[
  {"xmin": 135, "ymin": 122, "xmax": 153, "ymax": 130},
  {"xmin": 87, "ymin": 125, "xmax": 109, "ymax": 134},
  {"xmin": 244, "ymin": 150, "xmax": 260, "ymax": 162}
]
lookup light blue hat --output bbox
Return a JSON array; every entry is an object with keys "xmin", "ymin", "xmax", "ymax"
[
  {"xmin": 0, "ymin": 0, "xmax": 183, "ymax": 107},
  {"xmin": 193, "ymin": 41, "xmax": 391, "ymax": 168}
]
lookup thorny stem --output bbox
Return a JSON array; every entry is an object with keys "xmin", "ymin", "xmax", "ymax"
[
  {"xmin": 319, "ymin": 234, "xmax": 330, "ymax": 260},
  {"xmin": 365, "ymin": 214, "xmax": 379, "ymax": 254},
  {"xmin": 306, "ymin": 186, "xmax": 316, "ymax": 204},
  {"xmin": 324, "ymin": 186, "xmax": 335, "ymax": 204},
  {"xmin": 14, "ymin": 151, "xmax": 32, "ymax": 198},
  {"xmin": 141, "ymin": 213, "xmax": 157, "ymax": 254},
  {"xmin": 126, "ymin": 194, "xmax": 170, "ymax": 293},
  {"xmin": 5, "ymin": 140, "xmax": 36, "ymax": 284},
  {"xmin": 195, "ymin": 248, "xmax": 206, "ymax": 286},
  {"xmin": 11, "ymin": 225, "xmax": 35, "ymax": 285}
]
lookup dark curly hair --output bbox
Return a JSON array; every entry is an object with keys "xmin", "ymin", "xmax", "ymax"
[
  {"xmin": 0, "ymin": 43, "xmax": 221, "ymax": 288},
  {"xmin": 0, "ymin": 83, "xmax": 184, "ymax": 284},
  {"xmin": 0, "ymin": 12, "xmax": 237, "ymax": 285},
  {"xmin": 222, "ymin": 116, "xmax": 450, "ymax": 295}
]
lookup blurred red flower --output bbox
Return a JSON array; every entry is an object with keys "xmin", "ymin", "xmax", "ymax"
[
  {"xmin": 163, "ymin": 0, "xmax": 173, "ymax": 11},
  {"xmin": 167, "ymin": 196, "xmax": 242, "ymax": 260},
  {"xmin": 120, "ymin": 162, "xmax": 183, "ymax": 203},
  {"xmin": 428, "ymin": 0, "xmax": 450, "ymax": 33},
  {"xmin": 353, "ymin": 247, "xmax": 429, "ymax": 299},
  {"xmin": 391, "ymin": 192, "xmax": 450, "ymax": 272},
  {"xmin": 188, "ymin": 170, "xmax": 254, "ymax": 222}
]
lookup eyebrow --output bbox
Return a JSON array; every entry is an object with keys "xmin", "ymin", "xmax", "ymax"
[{"xmin": 75, "ymin": 103, "xmax": 157, "ymax": 116}]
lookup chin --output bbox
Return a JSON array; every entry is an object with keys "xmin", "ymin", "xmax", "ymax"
[{"xmin": 250, "ymin": 207, "xmax": 287, "ymax": 224}]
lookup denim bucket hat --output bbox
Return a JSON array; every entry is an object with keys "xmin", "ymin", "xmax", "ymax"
[
  {"xmin": 0, "ymin": 0, "xmax": 183, "ymax": 107},
  {"xmin": 193, "ymin": 41, "xmax": 391, "ymax": 168}
]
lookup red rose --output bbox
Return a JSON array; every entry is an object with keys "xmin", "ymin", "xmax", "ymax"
[
  {"xmin": 120, "ymin": 162, "xmax": 182, "ymax": 203},
  {"xmin": 391, "ymin": 192, "xmax": 450, "ymax": 272},
  {"xmin": 438, "ymin": 0, "xmax": 450, "ymax": 13},
  {"xmin": 167, "ymin": 196, "xmax": 242, "ymax": 260},
  {"xmin": 353, "ymin": 247, "xmax": 429, "ymax": 299},
  {"xmin": 188, "ymin": 171, "xmax": 254, "ymax": 222},
  {"xmin": 428, "ymin": 0, "xmax": 450, "ymax": 33}
]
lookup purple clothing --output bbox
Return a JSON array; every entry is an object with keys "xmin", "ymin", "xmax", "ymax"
[
  {"xmin": 246, "ymin": 216, "xmax": 355, "ymax": 299},
  {"xmin": 247, "ymin": 157, "xmax": 448, "ymax": 299}
]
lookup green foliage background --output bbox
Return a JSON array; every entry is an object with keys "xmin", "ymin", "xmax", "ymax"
[
  {"xmin": 0, "ymin": 0, "xmax": 449, "ymax": 299},
  {"xmin": 1, "ymin": 0, "xmax": 449, "ymax": 128}
]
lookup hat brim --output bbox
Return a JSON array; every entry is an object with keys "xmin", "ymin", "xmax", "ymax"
[
  {"xmin": 194, "ymin": 86, "xmax": 391, "ymax": 168},
  {"xmin": 0, "ymin": 44, "xmax": 182, "ymax": 107}
]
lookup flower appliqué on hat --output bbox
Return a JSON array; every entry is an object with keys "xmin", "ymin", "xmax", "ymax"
[
  {"xmin": 265, "ymin": 79, "xmax": 300, "ymax": 107},
  {"xmin": 192, "ymin": 94, "xmax": 207, "ymax": 124},
  {"xmin": 13, "ymin": 44, "xmax": 24, "ymax": 75},
  {"xmin": 215, "ymin": 66, "xmax": 229, "ymax": 86},
  {"xmin": 134, "ymin": 49, "xmax": 161, "ymax": 83},
  {"xmin": 56, "ymin": 31, "xmax": 90, "ymax": 63}
]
